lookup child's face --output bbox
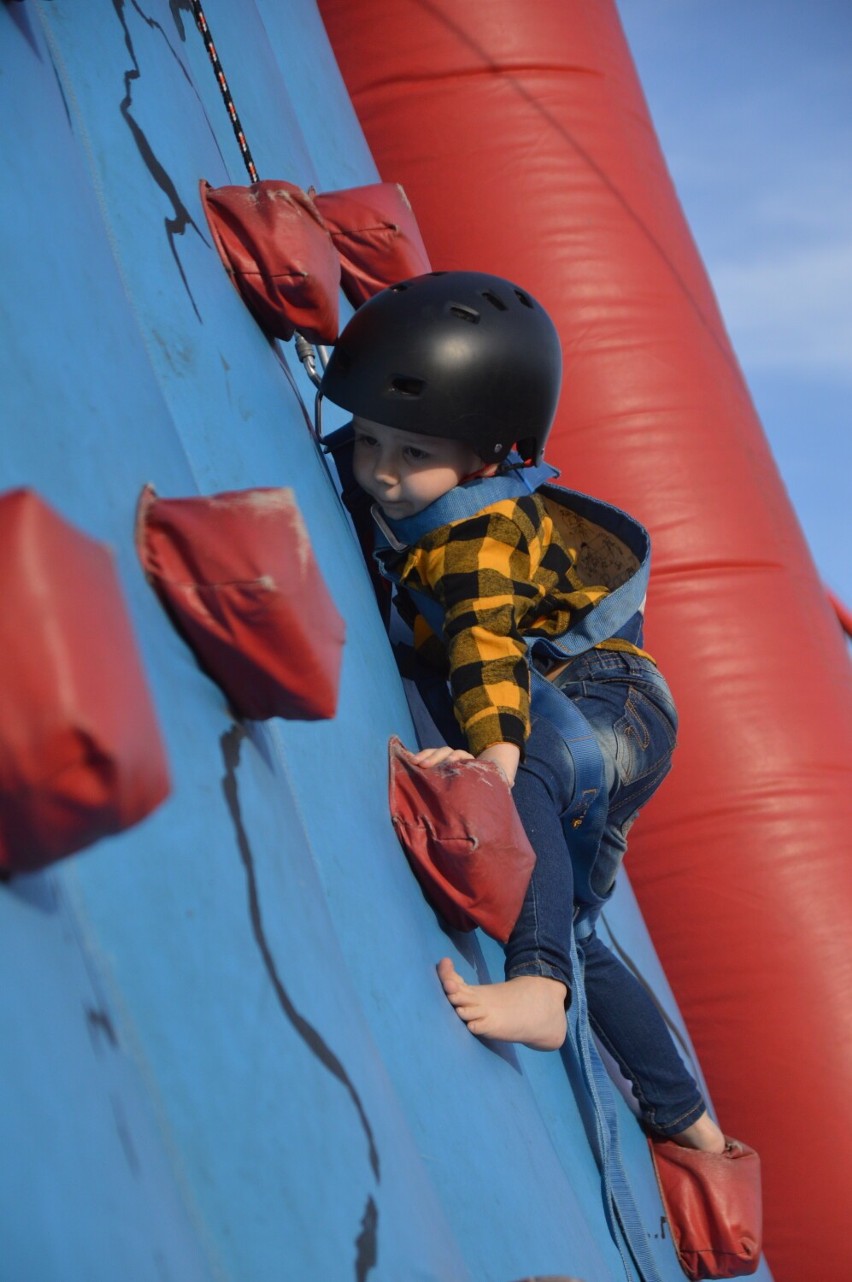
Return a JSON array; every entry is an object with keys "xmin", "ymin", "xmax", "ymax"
[{"xmin": 352, "ymin": 417, "xmax": 485, "ymax": 519}]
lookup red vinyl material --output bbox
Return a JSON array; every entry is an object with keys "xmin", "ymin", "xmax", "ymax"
[
  {"xmin": 827, "ymin": 589, "xmax": 852, "ymax": 639},
  {"xmin": 200, "ymin": 179, "xmax": 340, "ymax": 342},
  {"xmin": 648, "ymin": 1137, "xmax": 762, "ymax": 1280},
  {"xmin": 314, "ymin": 182, "xmax": 431, "ymax": 306},
  {"xmin": 388, "ymin": 737, "xmax": 535, "ymax": 943},
  {"xmin": 0, "ymin": 489, "xmax": 170, "ymax": 873},
  {"xmin": 136, "ymin": 484, "xmax": 345, "ymax": 721},
  {"xmin": 318, "ymin": 2, "xmax": 852, "ymax": 1276}
]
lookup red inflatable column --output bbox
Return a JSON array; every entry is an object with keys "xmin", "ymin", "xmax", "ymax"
[{"xmin": 318, "ymin": 2, "xmax": 852, "ymax": 1278}]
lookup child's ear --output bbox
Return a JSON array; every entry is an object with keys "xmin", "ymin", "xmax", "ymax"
[{"xmin": 462, "ymin": 456, "xmax": 499, "ymax": 483}]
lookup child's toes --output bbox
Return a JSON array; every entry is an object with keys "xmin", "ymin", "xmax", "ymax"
[{"xmin": 436, "ymin": 958, "xmax": 463, "ymax": 993}]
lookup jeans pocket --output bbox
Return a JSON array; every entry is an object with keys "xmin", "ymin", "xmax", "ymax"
[{"xmin": 614, "ymin": 684, "xmax": 677, "ymax": 784}]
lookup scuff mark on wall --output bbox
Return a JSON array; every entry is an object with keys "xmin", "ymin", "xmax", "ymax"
[
  {"xmin": 220, "ymin": 723, "xmax": 382, "ymax": 1187},
  {"xmin": 111, "ymin": 0, "xmax": 209, "ymax": 321}
]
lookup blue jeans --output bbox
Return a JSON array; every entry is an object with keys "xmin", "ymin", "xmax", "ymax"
[{"xmin": 504, "ymin": 650, "xmax": 705, "ymax": 1135}]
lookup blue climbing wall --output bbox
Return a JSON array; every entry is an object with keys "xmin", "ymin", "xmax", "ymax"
[{"xmin": 0, "ymin": 4, "xmax": 774, "ymax": 1281}]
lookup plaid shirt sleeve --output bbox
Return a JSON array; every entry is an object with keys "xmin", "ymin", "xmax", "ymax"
[{"xmin": 398, "ymin": 496, "xmax": 599, "ymax": 755}]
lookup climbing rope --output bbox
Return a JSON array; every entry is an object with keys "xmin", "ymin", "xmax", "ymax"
[
  {"xmin": 189, "ymin": 1, "xmax": 259, "ymax": 184},
  {"xmin": 189, "ymin": 0, "xmax": 328, "ymax": 392}
]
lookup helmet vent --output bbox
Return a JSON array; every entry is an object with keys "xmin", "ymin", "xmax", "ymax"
[
  {"xmin": 449, "ymin": 304, "xmax": 481, "ymax": 324},
  {"xmin": 481, "ymin": 289, "xmax": 508, "ymax": 311},
  {"xmin": 514, "ymin": 289, "xmax": 534, "ymax": 309},
  {"xmin": 389, "ymin": 375, "xmax": 426, "ymax": 398}
]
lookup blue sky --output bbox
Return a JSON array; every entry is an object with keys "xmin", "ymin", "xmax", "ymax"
[{"xmin": 615, "ymin": 0, "xmax": 851, "ymax": 614}]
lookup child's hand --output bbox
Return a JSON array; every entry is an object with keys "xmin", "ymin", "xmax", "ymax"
[
  {"xmin": 410, "ymin": 743, "xmax": 520, "ymax": 789},
  {"xmin": 411, "ymin": 746, "xmax": 476, "ymax": 769},
  {"xmin": 477, "ymin": 743, "xmax": 520, "ymax": 788}
]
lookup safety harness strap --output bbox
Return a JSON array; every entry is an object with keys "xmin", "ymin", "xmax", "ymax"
[
  {"xmin": 531, "ymin": 668, "xmax": 663, "ymax": 1280},
  {"xmin": 568, "ymin": 930, "xmax": 666, "ymax": 1282}
]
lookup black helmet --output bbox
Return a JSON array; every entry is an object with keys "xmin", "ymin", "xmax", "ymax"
[{"xmin": 319, "ymin": 271, "xmax": 562, "ymax": 464}]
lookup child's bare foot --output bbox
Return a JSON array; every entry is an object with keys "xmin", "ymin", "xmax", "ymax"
[{"xmin": 437, "ymin": 957, "xmax": 568, "ymax": 1050}]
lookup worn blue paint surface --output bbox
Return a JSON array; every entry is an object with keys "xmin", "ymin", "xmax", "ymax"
[{"xmin": 0, "ymin": 4, "xmax": 773, "ymax": 1281}]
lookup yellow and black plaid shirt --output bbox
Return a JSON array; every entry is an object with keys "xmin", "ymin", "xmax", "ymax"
[{"xmin": 384, "ymin": 492, "xmax": 642, "ymax": 756}]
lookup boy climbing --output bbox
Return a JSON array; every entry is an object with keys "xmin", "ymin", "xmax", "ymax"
[{"xmin": 320, "ymin": 270, "xmax": 725, "ymax": 1155}]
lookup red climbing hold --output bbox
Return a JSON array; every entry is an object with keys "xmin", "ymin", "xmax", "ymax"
[
  {"xmin": 314, "ymin": 181, "xmax": 431, "ymax": 306},
  {"xmin": 388, "ymin": 736, "xmax": 535, "ymax": 942},
  {"xmin": 647, "ymin": 1134, "xmax": 762, "ymax": 1280},
  {"xmin": 0, "ymin": 489, "xmax": 170, "ymax": 874},
  {"xmin": 200, "ymin": 179, "xmax": 340, "ymax": 342},
  {"xmin": 136, "ymin": 484, "xmax": 345, "ymax": 722}
]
